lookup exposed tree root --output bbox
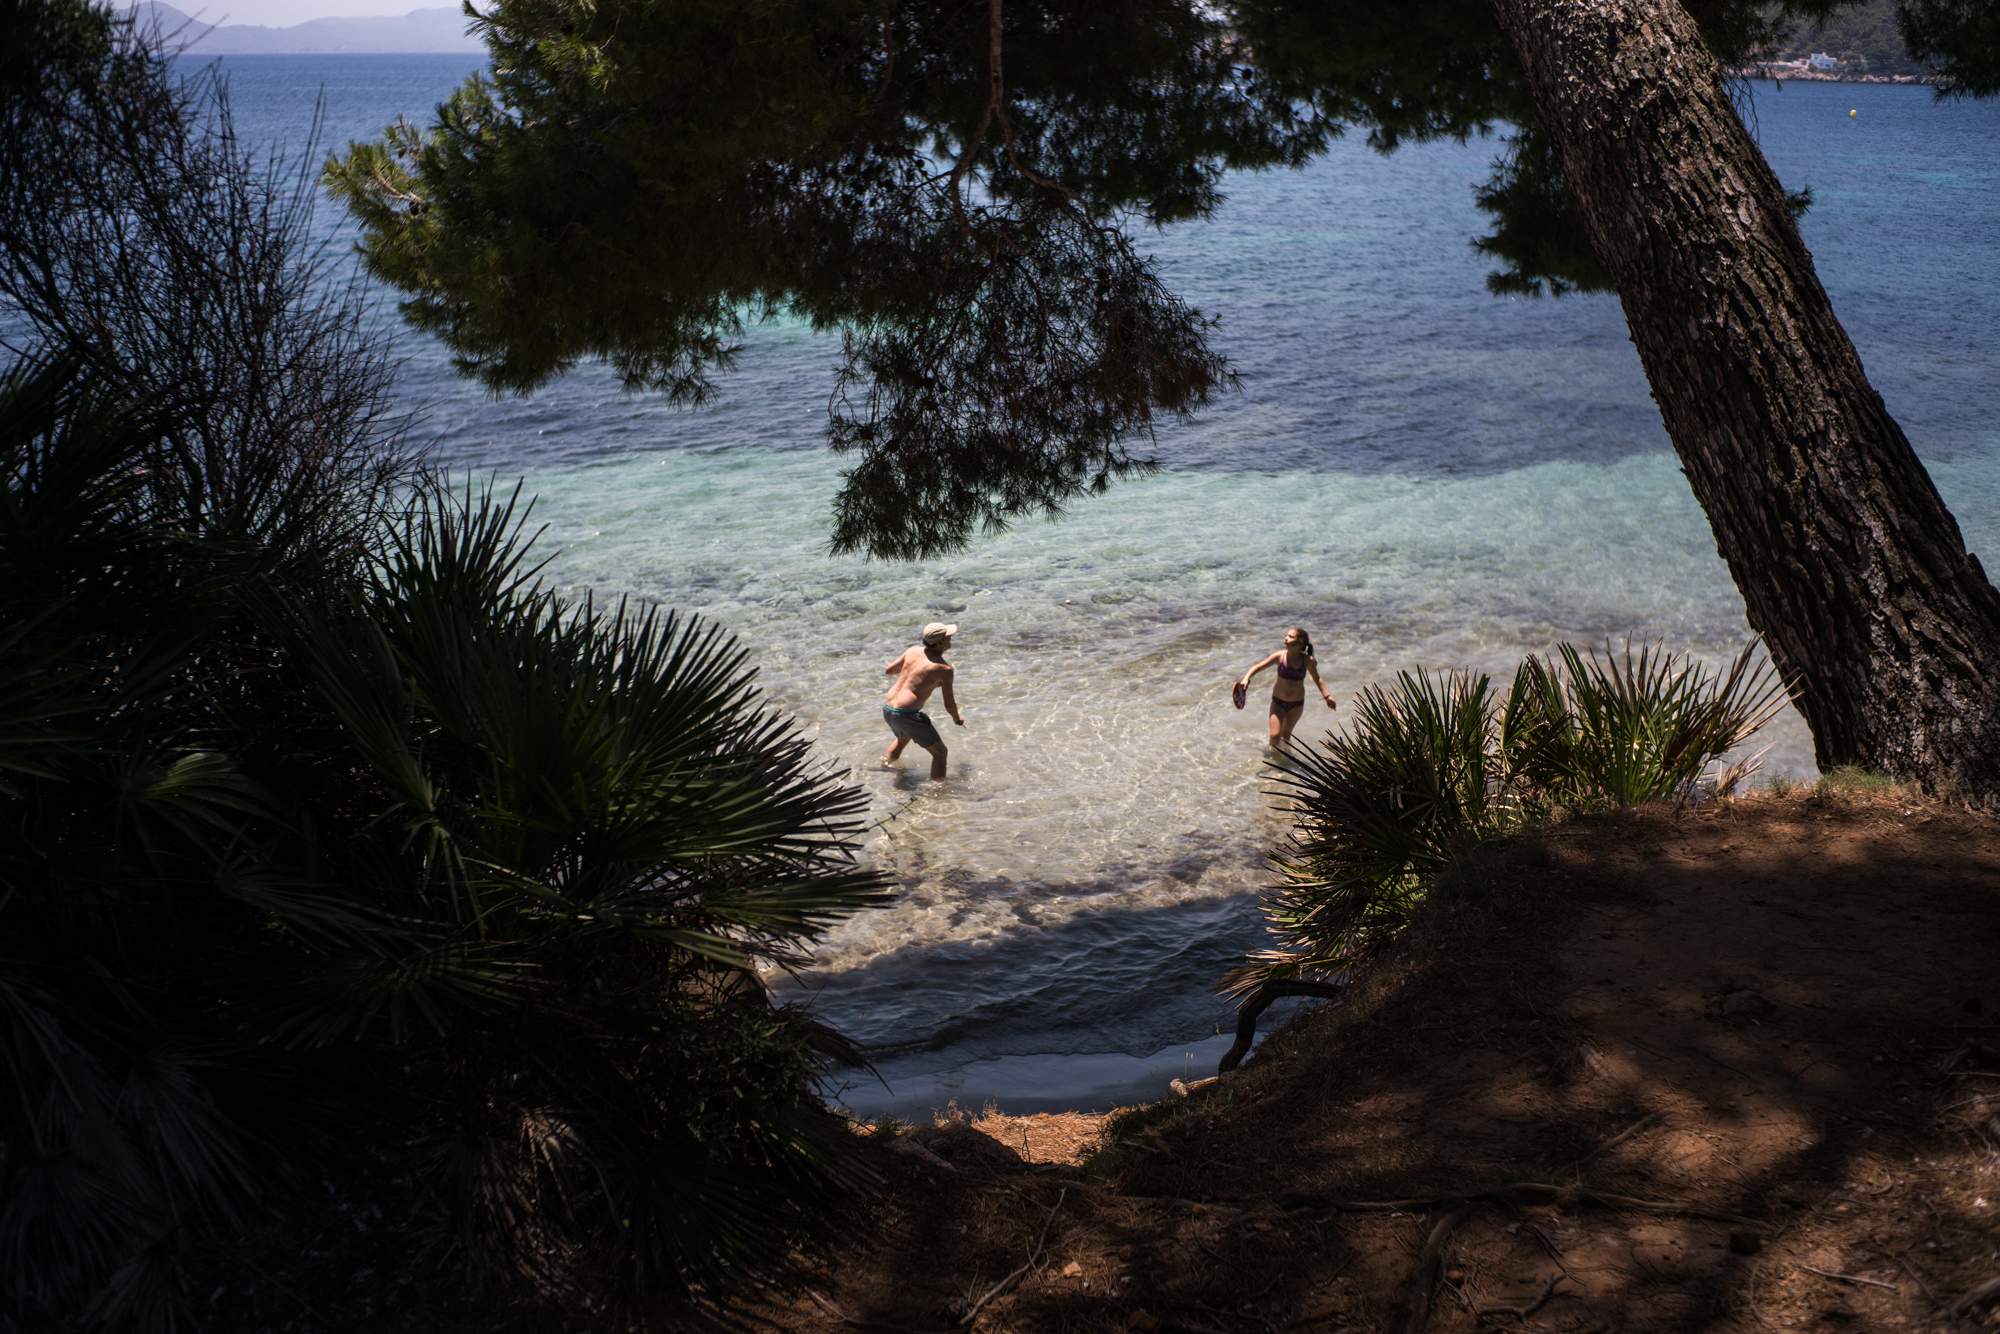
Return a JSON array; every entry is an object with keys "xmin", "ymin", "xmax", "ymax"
[
  {"xmin": 956, "ymin": 1187, "xmax": 1065, "ymax": 1327},
  {"xmin": 1794, "ymin": 1262, "xmax": 1898, "ymax": 1291},
  {"xmin": 885, "ymin": 1137, "xmax": 957, "ymax": 1173},
  {"xmin": 1332, "ymin": 1176, "xmax": 1768, "ymax": 1334},
  {"xmin": 1479, "ymin": 1271, "xmax": 1568, "ymax": 1322},
  {"xmin": 1284, "ymin": 1180, "xmax": 1763, "ymax": 1229},
  {"xmin": 1219, "ymin": 979, "xmax": 1350, "ymax": 1074},
  {"xmin": 806, "ymin": 1289, "xmax": 928, "ymax": 1334},
  {"xmin": 1947, "ymin": 1274, "xmax": 2000, "ymax": 1320},
  {"xmin": 1390, "ymin": 1207, "xmax": 1472, "ymax": 1334},
  {"xmin": 1573, "ymin": 1109, "xmax": 1662, "ymax": 1167}
]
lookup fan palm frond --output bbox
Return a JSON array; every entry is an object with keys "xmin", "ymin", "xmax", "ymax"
[{"xmin": 1235, "ymin": 641, "xmax": 1790, "ymax": 1000}]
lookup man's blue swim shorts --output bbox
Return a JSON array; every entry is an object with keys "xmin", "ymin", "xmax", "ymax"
[{"xmin": 882, "ymin": 704, "xmax": 942, "ymax": 747}]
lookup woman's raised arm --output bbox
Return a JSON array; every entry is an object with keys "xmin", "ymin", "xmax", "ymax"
[{"xmin": 1238, "ymin": 652, "xmax": 1279, "ymax": 688}]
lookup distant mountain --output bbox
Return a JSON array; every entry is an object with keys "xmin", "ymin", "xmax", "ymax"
[{"xmin": 128, "ymin": 2, "xmax": 483, "ymax": 54}]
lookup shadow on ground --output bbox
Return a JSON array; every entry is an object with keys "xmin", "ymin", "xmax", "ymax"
[{"xmin": 742, "ymin": 790, "xmax": 2000, "ymax": 1332}]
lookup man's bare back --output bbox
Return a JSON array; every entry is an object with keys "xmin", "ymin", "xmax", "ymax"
[{"xmin": 884, "ymin": 645, "xmax": 952, "ymax": 710}]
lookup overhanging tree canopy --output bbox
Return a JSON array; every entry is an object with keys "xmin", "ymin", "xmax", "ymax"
[
  {"xmin": 333, "ymin": 0, "xmax": 1318, "ymax": 557},
  {"xmin": 332, "ymin": 0, "xmax": 2000, "ymax": 798}
]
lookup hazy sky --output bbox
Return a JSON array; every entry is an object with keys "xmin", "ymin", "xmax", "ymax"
[{"xmin": 160, "ymin": 0, "xmax": 441, "ymax": 26}]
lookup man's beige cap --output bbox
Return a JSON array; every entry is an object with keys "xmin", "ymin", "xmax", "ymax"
[{"xmin": 922, "ymin": 622, "xmax": 958, "ymax": 644}]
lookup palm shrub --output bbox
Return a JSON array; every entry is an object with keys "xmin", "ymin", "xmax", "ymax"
[
  {"xmin": 0, "ymin": 358, "xmax": 894, "ymax": 1327},
  {"xmin": 0, "ymin": 358, "xmax": 281, "ymax": 1333},
  {"xmin": 277, "ymin": 477, "xmax": 895, "ymax": 1305},
  {"xmin": 6, "ymin": 9, "xmax": 897, "ymax": 1323},
  {"xmin": 1502, "ymin": 641, "xmax": 1788, "ymax": 808},
  {"xmin": 0, "ymin": 355, "xmax": 362, "ymax": 1331},
  {"xmin": 1228, "ymin": 670, "xmax": 1502, "ymax": 996},
  {"xmin": 1232, "ymin": 642, "xmax": 1786, "ymax": 996}
]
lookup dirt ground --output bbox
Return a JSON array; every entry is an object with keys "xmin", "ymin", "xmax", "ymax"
[{"xmin": 735, "ymin": 787, "xmax": 2000, "ymax": 1332}]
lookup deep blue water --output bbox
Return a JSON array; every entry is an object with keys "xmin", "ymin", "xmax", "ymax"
[{"xmin": 204, "ymin": 56, "xmax": 2000, "ymax": 1114}]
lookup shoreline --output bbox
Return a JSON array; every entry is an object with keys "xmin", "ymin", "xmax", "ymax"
[
  {"xmin": 744, "ymin": 789, "xmax": 2000, "ymax": 1331},
  {"xmin": 829, "ymin": 1002, "xmax": 1310, "ymax": 1120},
  {"xmin": 1734, "ymin": 65, "xmax": 1934, "ymax": 86}
]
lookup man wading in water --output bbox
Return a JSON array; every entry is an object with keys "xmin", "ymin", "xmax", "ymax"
[{"xmin": 881, "ymin": 622, "xmax": 965, "ymax": 781}]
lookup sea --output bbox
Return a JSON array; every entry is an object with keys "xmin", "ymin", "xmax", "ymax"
[{"xmin": 210, "ymin": 55, "xmax": 1999, "ymax": 1116}]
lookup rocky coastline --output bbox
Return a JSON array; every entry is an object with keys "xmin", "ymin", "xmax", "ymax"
[{"xmin": 1737, "ymin": 61, "xmax": 1933, "ymax": 85}]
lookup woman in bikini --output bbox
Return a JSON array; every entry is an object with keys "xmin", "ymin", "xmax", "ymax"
[{"xmin": 1235, "ymin": 626, "xmax": 1335, "ymax": 746}]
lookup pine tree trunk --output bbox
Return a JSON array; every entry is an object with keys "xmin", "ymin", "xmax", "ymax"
[{"xmin": 1488, "ymin": 0, "xmax": 2000, "ymax": 801}]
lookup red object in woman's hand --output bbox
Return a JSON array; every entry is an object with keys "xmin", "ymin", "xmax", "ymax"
[{"xmin": 1232, "ymin": 681, "xmax": 1247, "ymax": 710}]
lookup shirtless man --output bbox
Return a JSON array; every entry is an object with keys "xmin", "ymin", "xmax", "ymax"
[{"xmin": 881, "ymin": 622, "xmax": 965, "ymax": 781}]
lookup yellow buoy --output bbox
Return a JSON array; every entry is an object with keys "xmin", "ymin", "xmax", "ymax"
[{"xmin": 1849, "ymin": 108, "xmax": 1858, "ymax": 118}]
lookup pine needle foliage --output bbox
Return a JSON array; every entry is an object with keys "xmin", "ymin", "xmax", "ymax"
[
  {"xmin": 326, "ymin": 0, "xmax": 1896, "ymax": 543},
  {"xmin": 1899, "ymin": 0, "xmax": 2000, "ymax": 94},
  {"xmin": 1231, "ymin": 641, "xmax": 1786, "ymax": 995},
  {"xmin": 325, "ymin": 0, "xmax": 1310, "ymax": 558}
]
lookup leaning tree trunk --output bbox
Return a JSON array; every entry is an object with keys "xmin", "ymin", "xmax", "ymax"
[{"xmin": 1488, "ymin": 0, "xmax": 2000, "ymax": 802}]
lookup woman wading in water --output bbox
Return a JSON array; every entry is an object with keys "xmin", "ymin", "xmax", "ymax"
[{"xmin": 1235, "ymin": 626, "xmax": 1335, "ymax": 746}]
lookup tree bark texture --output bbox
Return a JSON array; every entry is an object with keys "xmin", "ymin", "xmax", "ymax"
[{"xmin": 1488, "ymin": 0, "xmax": 2000, "ymax": 801}]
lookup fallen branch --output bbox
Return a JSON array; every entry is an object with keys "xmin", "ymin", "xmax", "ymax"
[
  {"xmin": 1574, "ymin": 1110, "xmax": 1662, "ymax": 1168},
  {"xmin": 1117, "ymin": 1193, "xmax": 1245, "ymax": 1212},
  {"xmin": 1168, "ymin": 1296, "xmax": 1280, "ymax": 1330},
  {"xmin": 1219, "ymin": 979, "xmax": 1350, "ymax": 1074},
  {"xmin": 959, "ymin": 1257, "xmax": 1035, "ymax": 1324},
  {"xmin": 1946, "ymin": 1274, "xmax": 2000, "ymax": 1318},
  {"xmin": 807, "ymin": 1288, "xmax": 930, "ymax": 1333},
  {"xmin": 1479, "ymin": 1272, "xmax": 1567, "ymax": 1322},
  {"xmin": 1284, "ymin": 1181, "xmax": 1762, "ymax": 1229},
  {"xmin": 1897, "ymin": 1258, "xmax": 1937, "ymax": 1306},
  {"xmin": 1390, "ymin": 1207, "xmax": 1471, "ymax": 1334},
  {"xmin": 1524, "ymin": 1221, "xmax": 1573, "ymax": 1278},
  {"xmin": 885, "ymin": 1136, "xmax": 958, "ymax": 1173},
  {"xmin": 958, "ymin": 1187, "xmax": 1066, "ymax": 1327},
  {"xmin": 1794, "ymin": 1263, "xmax": 1897, "ymax": 1292}
]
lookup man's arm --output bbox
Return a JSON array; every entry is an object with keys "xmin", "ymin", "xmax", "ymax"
[
  {"xmin": 939, "ymin": 671, "xmax": 964, "ymax": 725},
  {"xmin": 884, "ymin": 648, "xmax": 908, "ymax": 675}
]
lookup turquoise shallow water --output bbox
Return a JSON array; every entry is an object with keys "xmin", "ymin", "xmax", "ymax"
[{"xmin": 213, "ymin": 59, "xmax": 2000, "ymax": 1113}]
